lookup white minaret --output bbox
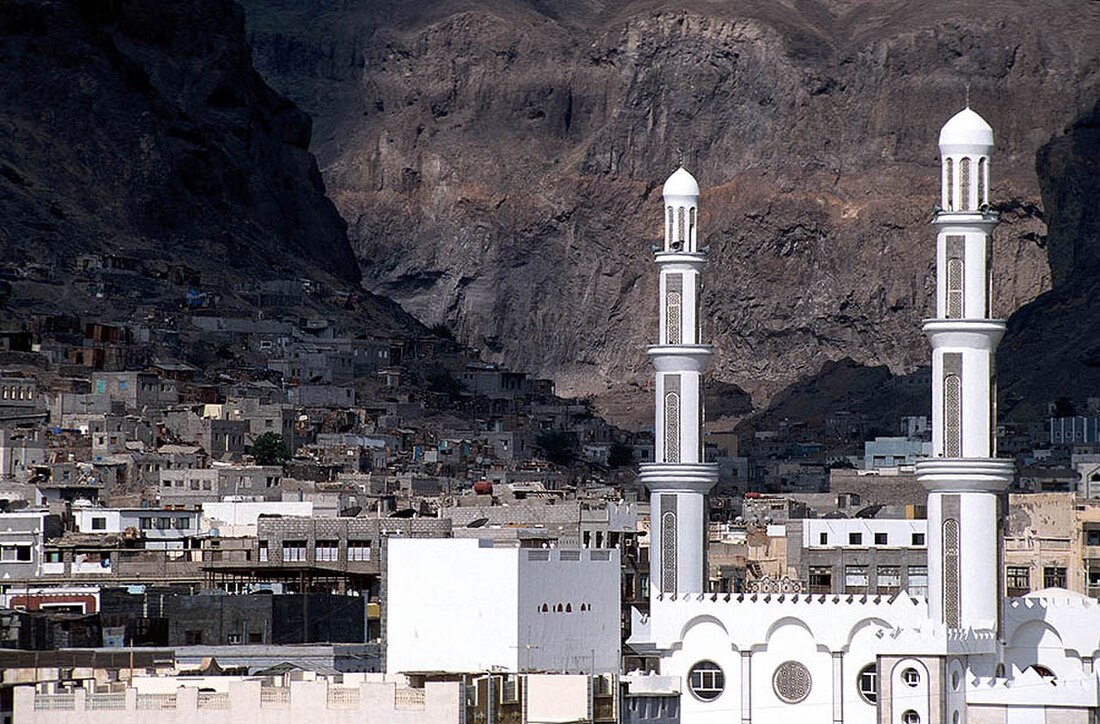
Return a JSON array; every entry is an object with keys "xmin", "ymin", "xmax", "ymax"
[
  {"xmin": 916, "ymin": 108, "xmax": 1014, "ymax": 632},
  {"xmin": 639, "ymin": 167, "xmax": 719, "ymax": 596}
]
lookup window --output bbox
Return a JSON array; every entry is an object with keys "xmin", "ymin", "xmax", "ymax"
[
  {"xmin": 1044, "ymin": 566, "xmax": 1067, "ymax": 589},
  {"xmin": 908, "ymin": 566, "xmax": 928, "ymax": 596},
  {"xmin": 348, "ymin": 541, "xmax": 371, "ymax": 562},
  {"xmin": 944, "ymin": 373, "xmax": 962, "ymax": 457},
  {"xmin": 173, "ymin": 517, "xmax": 191, "ymax": 530},
  {"xmin": 315, "ymin": 540, "xmax": 339, "ymax": 562},
  {"xmin": 258, "ymin": 541, "xmax": 269, "ymax": 562},
  {"xmin": 849, "ymin": 532, "xmax": 863, "ymax": 546},
  {"xmin": 845, "ymin": 565, "xmax": 869, "ymax": 593},
  {"xmin": 184, "ymin": 630, "xmax": 203, "ymax": 645},
  {"xmin": 911, "ymin": 533, "xmax": 926, "ymax": 546},
  {"xmin": 227, "ymin": 633, "xmax": 242, "ymax": 645},
  {"xmin": 809, "ymin": 566, "xmax": 832, "ymax": 594},
  {"xmin": 139, "ymin": 517, "xmax": 154, "ymax": 530},
  {"xmin": 91, "ymin": 517, "xmax": 106, "ymax": 530},
  {"xmin": 282, "ymin": 540, "xmax": 306, "ymax": 562},
  {"xmin": 158, "ymin": 517, "xmax": 172, "ymax": 529},
  {"xmin": 877, "ymin": 566, "xmax": 901, "ymax": 594},
  {"xmin": 902, "ymin": 668, "xmax": 920, "ymax": 687},
  {"xmin": 1087, "ymin": 530, "xmax": 1100, "ymax": 546},
  {"xmin": 819, "ymin": 532, "xmax": 828, "ymax": 545},
  {"xmin": 946, "ymin": 257, "xmax": 964, "ymax": 318},
  {"xmin": 902, "ymin": 711, "xmax": 920, "ymax": 724},
  {"xmin": 857, "ymin": 664, "xmax": 877, "ymax": 704},
  {"xmin": 249, "ymin": 632, "xmax": 263, "ymax": 643},
  {"xmin": 1006, "ymin": 566, "xmax": 1030, "ymax": 596},
  {"xmin": 688, "ymin": 661, "xmax": 724, "ymax": 701},
  {"xmin": 874, "ymin": 532, "xmax": 888, "ymax": 545}
]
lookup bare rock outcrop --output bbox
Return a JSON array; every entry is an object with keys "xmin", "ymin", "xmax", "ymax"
[{"xmin": 243, "ymin": 0, "xmax": 1100, "ymax": 423}]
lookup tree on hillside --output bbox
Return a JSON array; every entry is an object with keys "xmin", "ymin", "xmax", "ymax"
[{"xmin": 251, "ymin": 431, "xmax": 290, "ymax": 465}]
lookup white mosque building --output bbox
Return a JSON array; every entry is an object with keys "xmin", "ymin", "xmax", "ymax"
[{"xmin": 628, "ymin": 108, "xmax": 1100, "ymax": 724}]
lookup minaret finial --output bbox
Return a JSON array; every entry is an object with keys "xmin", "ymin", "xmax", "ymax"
[
  {"xmin": 676, "ymin": 148, "xmax": 684, "ymax": 167},
  {"xmin": 965, "ymin": 82, "xmax": 970, "ymax": 108}
]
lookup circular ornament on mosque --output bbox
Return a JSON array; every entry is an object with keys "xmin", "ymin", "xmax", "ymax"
[{"xmin": 773, "ymin": 661, "xmax": 812, "ymax": 704}]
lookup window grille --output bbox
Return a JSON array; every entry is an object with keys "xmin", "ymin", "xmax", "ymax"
[
  {"xmin": 960, "ymin": 157, "xmax": 971, "ymax": 210},
  {"xmin": 666, "ymin": 292, "xmax": 682, "ymax": 344}
]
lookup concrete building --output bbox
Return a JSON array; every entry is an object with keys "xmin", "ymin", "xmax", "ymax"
[
  {"xmin": 386, "ymin": 538, "xmax": 620, "ymax": 675},
  {"xmin": 785, "ymin": 518, "xmax": 929, "ymax": 596},
  {"xmin": 863, "ymin": 436, "xmax": 932, "ymax": 470},
  {"xmin": 0, "ymin": 510, "xmax": 61, "ymax": 580}
]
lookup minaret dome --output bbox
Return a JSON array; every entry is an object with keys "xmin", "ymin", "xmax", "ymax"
[
  {"xmin": 938, "ymin": 107, "xmax": 993, "ymax": 154},
  {"xmin": 662, "ymin": 167, "xmax": 700, "ymax": 199}
]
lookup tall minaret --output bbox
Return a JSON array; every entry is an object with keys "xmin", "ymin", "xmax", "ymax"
[
  {"xmin": 639, "ymin": 167, "xmax": 719, "ymax": 596},
  {"xmin": 916, "ymin": 108, "xmax": 1014, "ymax": 632}
]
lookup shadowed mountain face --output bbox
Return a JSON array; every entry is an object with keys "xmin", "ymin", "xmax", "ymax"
[
  {"xmin": 0, "ymin": 0, "xmax": 362, "ymax": 295},
  {"xmin": 241, "ymin": 0, "xmax": 1099, "ymax": 425}
]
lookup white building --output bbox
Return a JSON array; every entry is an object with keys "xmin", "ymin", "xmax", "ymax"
[
  {"xmin": 629, "ymin": 113, "xmax": 1100, "ymax": 723},
  {"xmin": 201, "ymin": 500, "xmax": 313, "ymax": 537},
  {"xmin": 385, "ymin": 537, "xmax": 620, "ymax": 675}
]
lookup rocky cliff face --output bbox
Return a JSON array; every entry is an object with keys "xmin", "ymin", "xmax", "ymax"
[
  {"xmin": 0, "ymin": 0, "xmax": 363, "ymax": 297},
  {"xmin": 243, "ymin": 0, "xmax": 1100, "ymax": 424}
]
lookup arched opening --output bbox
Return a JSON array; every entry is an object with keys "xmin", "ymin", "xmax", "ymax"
[
  {"xmin": 944, "ymin": 158, "xmax": 954, "ymax": 210},
  {"xmin": 661, "ymin": 510, "xmax": 677, "ymax": 593},
  {"xmin": 960, "ymin": 157, "xmax": 971, "ymax": 210},
  {"xmin": 978, "ymin": 157, "xmax": 987, "ymax": 206}
]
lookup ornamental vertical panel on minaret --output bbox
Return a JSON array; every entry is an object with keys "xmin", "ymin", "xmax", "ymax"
[
  {"xmin": 916, "ymin": 107, "xmax": 1015, "ymax": 633},
  {"xmin": 640, "ymin": 167, "xmax": 719, "ymax": 597}
]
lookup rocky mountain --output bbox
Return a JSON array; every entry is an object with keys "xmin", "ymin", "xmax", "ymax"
[
  {"xmin": 0, "ymin": 0, "xmax": 418, "ymax": 335},
  {"xmin": 245, "ymin": 1, "xmax": 1098, "ymax": 425}
]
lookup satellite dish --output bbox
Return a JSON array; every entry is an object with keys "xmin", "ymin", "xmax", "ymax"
[{"xmin": 466, "ymin": 517, "xmax": 489, "ymax": 529}]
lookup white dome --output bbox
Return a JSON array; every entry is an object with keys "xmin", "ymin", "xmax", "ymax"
[
  {"xmin": 662, "ymin": 167, "xmax": 700, "ymax": 199},
  {"xmin": 939, "ymin": 107, "xmax": 994, "ymax": 150}
]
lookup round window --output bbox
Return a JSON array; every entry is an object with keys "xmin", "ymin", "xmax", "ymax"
[
  {"xmin": 902, "ymin": 710, "xmax": 920, "ymax": 724},
  {"xmin": 902, "ymin": 667, "xmax": 920, "ymax": 687},
  {"xmin": 773, "ymin": 661, "xmax": 812, "ymax": 704},
  {"xmin": 688, "ymin": 661, "xmax": 725, "ymax": 702},
  {"xmin": 857, "ymin": 663, "xmax": 877, "ymax": 704}
]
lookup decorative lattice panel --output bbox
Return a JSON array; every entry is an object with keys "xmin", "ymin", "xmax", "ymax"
[
  {"xmin": 677, "ymin": 206, "xmax": 686, "ymax": 243},
  {"xmin": 665, "ymin": 392, "xmax": 681, "ymax": 462},
  {"xmin": 944, "ymin": 518, "xmax": 961, "ymax": 627},
  {"xmin": 944, "ymin": 374, "xmax": 962, "ymax": 457},
  {"xmin": 666, "ymin": 291, "xmax": 682, "ymax": 344},
  {"xmin": 667, "ymin": 207, "xmax": 674, "ymax": 247},
  {"xmin": 946, "ymin": 257, "xmax": 964, "ymax": 318},
  {"xmin": 773, "ymin": 661, "xmax": 812, "ymax": 704},
  {"xmin": 661, "ymin": 509, "xmax": 677, "ymax": 593}
]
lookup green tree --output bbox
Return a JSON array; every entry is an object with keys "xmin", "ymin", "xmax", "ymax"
[
  {"xmin": 608, "ymin": 441, "xmax": 634, "ymax": 468},
  {"xmin": 251, "ymin": 431, "xmax": 290, "ymax": 465},
  {"xmin": 536, "ymin": 430, "xmax": 576, "ymax": 466}
]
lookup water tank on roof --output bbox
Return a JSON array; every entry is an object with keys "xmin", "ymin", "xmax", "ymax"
[{"xmin": 473, "ymin": 481, "xmax": 493, "ymax": 495}]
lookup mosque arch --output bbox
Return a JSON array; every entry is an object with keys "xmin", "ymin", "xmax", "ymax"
[
  {"xmin": 678, "ymin": 614, "xmax": 731, "ymax": 644},
  {"xmin": 843, "ymin": 617, "xmax": 895, "ymax": 650},
  {"xmin": 763, "ymin": 616, "xmax": 815, "ymax": 646}
]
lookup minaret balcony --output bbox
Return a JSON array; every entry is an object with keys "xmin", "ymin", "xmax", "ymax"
[
  {"xmin": 922, "ymin": 319, "xmax": 1006, "ymax": 350},
  {"xmin": 932, "ymin": 210, "xmax": 999, "ymax": 226},
  {"xmin": 653, "ymin": 251, "xmax": 708, "ymax": 265},
  {"xmin": 916, "ymin": 458, "xmax": 1014, "ymax": 492},
  {"xmin": 639, "ymin": 462, "xmax": 719, "ymax": 492},
  {"xmin": 646, "ymin": 345, "xmax": 713, "ymax": 372}
]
